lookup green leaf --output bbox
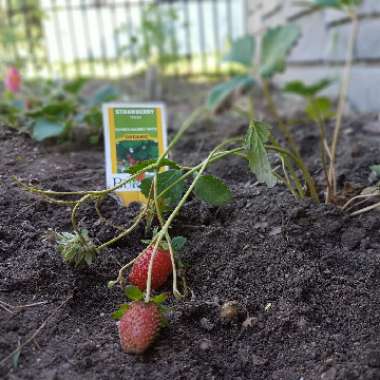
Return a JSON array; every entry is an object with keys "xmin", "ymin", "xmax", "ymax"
[
  {"xmin": 311, "ymin": 0, "xmax": 341, "ymax": 8},
  {"xmin": 283, "ymin": 78, "xmax": 333, "ymax": 98},
  {"xmin": 305, "ymin": 97, "xmax": 334, "ymax": 122},
  {"xmin": 32, "ymin": 118, "xmax": 65, "ymax": 141},
  {"xmin": 12, "ymin": 347, "xmax": 21, "ymax": 369},
  {"xmin": 223, "ymin": 35, "xmax": 256, "ymax": 67},
  {"xmin": 259, "ymin": 24, "xmax": 300, "ymax": 79},
  {"xmin": 244, "ymin": 121, "xmax": 277, "ymax": 187},
  {"xmin": 141, "ymin": 169, "xmax": 185, "ymax": 210},
  {"xmin": 311, "ymin": 0, "xmax": 362, "ymax": 9},
  {"xmin": 27, "ymin": 101, "xmax": 76, "ymax": 118},
  {"xmin": 207, "ymin": 75, "xmax": 255, "ymax": 112},
  {"xmin": 340, "ymin": 0, "xmax": 362, "ymax": 7},
  {"xmin": 112, "ymin": 304, "xmax": 130, "ymax": 320},
  {"xmin": 171, "ymin": 236, "xmax": 187, "ymax": 252},
  {"xmin": 63, "ymin": 78, "xmax": 87, "ymax": 94},
  {"xmin": 124, "ymin": 285, "xmax": 144, "ymax": 301},
  {"xmin": 88, "ymin": 85, "xmax": 120, "ymax": 106},
  {"xmin": 127, "ymin": 158, "xmax": 180, "ymax": 175},
  {"xmin": 194, "ymin": 175, "xmax": 232, "ymax": 206},
  {"xmin": 370, "ymin": 165, "xmax": 380, "ymax": 178},
  {"xmin": 152, "ymin": 293, "xmax": 168, "ymax": 304}
]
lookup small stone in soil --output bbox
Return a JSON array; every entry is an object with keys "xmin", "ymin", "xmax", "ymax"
[
  {"xmin": 220, "ymin": 301, "xmax": 243, "ymax": 322},
  {"xmin": 242, "ymin": 316, "xmax": 258, "ymax": 329},
  {"xmin": 341, "ymin": 227, "xmax": 366, "ymax": 249},
  {"xmin": 200, "ymin": 317, "xmax": 214, "ymax": 331},
  {"xmin": 367, "ymin": 350, "xmax": 380, "ymax": 368},
  {"xmin": 321, "ymin": 367, "xmax": 337, "ymax": 380},
  {"xmin": 252, "ymin": 354, "xmax": 268, "ymax": 366},
  {"xmin": 199, "ymin": 339, "xmax": 212, "ymax": 351}
]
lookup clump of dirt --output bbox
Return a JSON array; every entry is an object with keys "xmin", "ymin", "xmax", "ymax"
[{"xmin": 1, "ymin": 110, "xmax": 380, "ymax": 380}]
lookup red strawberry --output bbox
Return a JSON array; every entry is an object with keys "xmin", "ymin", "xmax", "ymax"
[
  {"xmin": 129, "ymin": 246, "xmax": 172, "ymax": 291},
  {"xmin": 118, "ymin": 301, "xmax": 161, "ymax": 354}
]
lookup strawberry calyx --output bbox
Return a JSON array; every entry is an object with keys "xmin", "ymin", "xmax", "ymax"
[{"xmin": 112, "ymin": 285, "xmax": 169, "ymax": 325}]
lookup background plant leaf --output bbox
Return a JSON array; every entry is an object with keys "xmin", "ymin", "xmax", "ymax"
[
  {"xmin": 283, "ymin": 78, "xmax": 333, "ymax": 98},
  {"xmin": 194, "ymin": 174, "xmax": 232, "ymax": 206},
  {"xmin": 310, "ymin": 0, "xmax": 362, "ymax": 8},
  {"xmin": 310, "ymin": 0, "xmax": 341, "ymax": 8},
  {"xmin": 306, "ymin": 97, "xmax": 334, "ymax": 121},
  {"xmin": 32, "ymin": 118, "xmax": 65, "ymax": 141},
  {"xmin": 88, "ymin": 85, "xmax": 120, "ymax": 106},
  {"xmin": 245, "ymin": 121, "xmax": 277, "ymax": 187},
  {"xmin": 223, "ymin": 35, "xmax": 256, "ymax": 67},
  {"xmin": 27, "ymin": 100, "xmax": 76, "ymax": 118},
  {"xmin": 259, "ymin": 24, "xmax": 300, "ymax": 79},
  {"xmin": 207, "ymin": 75, "xmax": 255, "ymax": 112},
  {"xmin": 63, "ymin": 78, "xmax": 88, "ymax": 94}
]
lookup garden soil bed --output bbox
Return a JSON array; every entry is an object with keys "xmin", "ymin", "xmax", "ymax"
[{"xmin": 1, "ymin": 109, "xmax": 380, "ymax": 380}]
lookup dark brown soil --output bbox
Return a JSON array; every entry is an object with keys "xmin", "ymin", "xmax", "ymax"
[{"xmin": 1, "ymin": 101, "xmax": 380, "ymax": 380}]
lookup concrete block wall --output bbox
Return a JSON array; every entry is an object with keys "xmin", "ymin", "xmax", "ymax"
[{"xmin": 247, "ymin": 0, "xmax": 380, "ymax": 112}]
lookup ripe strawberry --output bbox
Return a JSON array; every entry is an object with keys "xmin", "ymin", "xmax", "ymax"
[
  {"xmin": 118, "ymin": 301, "xmax": 161, "ymax": 354},
  {"xmin": 129, "ymin": 246, "xmax": 172, "ymax": 291}
]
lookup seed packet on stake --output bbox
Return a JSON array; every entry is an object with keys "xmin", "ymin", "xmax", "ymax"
[{"xmin": 102, "ymin": 103, "xmax": 167, "ymax": 206}]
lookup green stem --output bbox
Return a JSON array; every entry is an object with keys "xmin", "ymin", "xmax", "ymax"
[
  {"xmin": 96, "ymin": 209, "xmax": 146, "ymax": 251},
  {"xmin": 13, "ymin": 165, "xmax": 156, "ymax": 197},
  {"xmin": 157, "ymin": 107, "xmax": 208, "ymax": 166},
  {"xmin": 153, "ymin": 174, "xmax": 183, "ymax": 298},
  {"xmin": 266, "ymin": 144, "xmax": 319, "ymax": 202},
  {"xmin": 268, "ymin": 136, "xmax": 304, "ymax": 199},
  {"xmin": 327, "ymin": 10, "xmax": 358, "ymax": 203},
  {"xmin": 157, "ymin": 147, "xmax": 244, "ymax": 201},
  {"xmin": 262, "ymin": 80, "xmax": 298, "ymax": 153},
  {"xmin": 71, "ymin": 193, "xmax": 94, "ymax": 249},
  {"xmin": 144, "ymin": 142, "xmax": 230, "ymax": 302}
]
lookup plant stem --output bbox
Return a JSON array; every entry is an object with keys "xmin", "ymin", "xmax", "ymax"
[
  {"xmin": 157, "ymin": 147, "xmax": 244, "ymax": 200},
  {"xmin": 94, "ymin": 196, "xmax": 125, "ymax": 231},
  {"xmin": 327, "ymin": 10, "xmax": 358, "ymax": 203},
  {"xmin": 152, "ymin": 173, "xmax": 184, "ymax": 299},
  {"xmin": 13, "ymin": 165, "xmax": 156, "ymax": 197},
  {"xmin": 351, "ymin": 200, "xmax": 380, "ymax": 216},
  {"xmin": 158, "ymin": 107, "xmax": 208, "ymax": 166},
  {"xmin": 70, "ymin": 193, "xmax": 94, "ymax": 248},
  {"xmin": 310, "ymin": 99, "xmax": 332, "ymax": 201},
  {"xmin": 249, "ymin": 93, "xmax": 256, "ymax": 120},
  {"xmin": 266, "ymin": 144, "xmax": 319, "ymax": 202},
  {"xmin": 96, "ymin": 209, "xmax": 146, "ymax": 251},
  {"xmin": 268, "ymin": 136, "xmax": 305, "ymax": 199},
  {"xmin": 262, "ymin": 79, "xmax": 298, "ymax": 153},
  {"xmin": 262, "ymin": 82, "xmax": 319, "ymax": 201},
  {"xmin": 144, "ymin": 142, "xmax": 229, "ymax": 302}
]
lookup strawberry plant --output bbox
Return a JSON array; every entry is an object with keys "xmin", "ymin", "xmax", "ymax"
[
  {"xmin": 16, "ymin": 108, "xmax": 288, "ymax": 352},
  {"xmin": 1, "ymin": 76, "xmax": 121, "ymax": 143},
  {"xmin": 308, "ymin": 0, "xmax": 362, "ymax": 203},
  {"xmin": 283, "ymin": 78, "xmax": 335, "ymax": 194},
  {"xmin": 208, "ymin": 0, "xmax": 362, "ymax": 205},
  {"xmin": 206, "ymin": 24, "xmax": 321, "ymax": 202}
]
